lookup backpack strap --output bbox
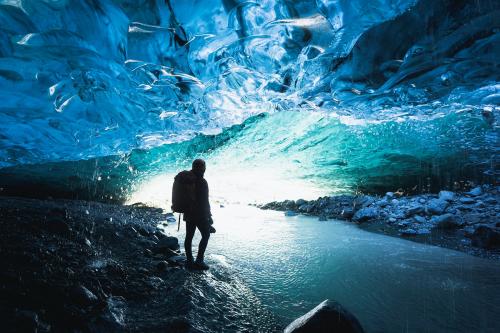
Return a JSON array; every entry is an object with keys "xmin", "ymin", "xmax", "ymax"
[{"xmin": 177, "ymin": 213, "xmax": 181, "ymax": 231}]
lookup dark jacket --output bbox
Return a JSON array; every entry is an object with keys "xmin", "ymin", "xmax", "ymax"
[{"xmin": 184, "ymin": 176, "xmax": 211, "ymax": 223}]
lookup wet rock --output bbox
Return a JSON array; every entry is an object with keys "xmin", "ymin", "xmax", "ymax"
[
  {"xmin": 484, "ymin": 197, "xmax": 497, "ymax": 205},
  {"xmin": 400, "ymin": 228, "xmax": 418, "ymax": 236},
  {"xmin": 156, "ymin": 261, "xmax": 169, "ymax": 271},
  {"xmin": 354, "ymin": 196, "xmax": 375, "ymax": 209},
  {"xmin": 155, "ymin": 236, "xmax": 179, "ymax": 251},
  {"xmin": 143, "ymin": 248, "xmax": 153, "ymax": 257},
  {"xmin": 431, "ymin": 214, "xmax": 461, "ymax": 229},
  {"xmin": 385, "ymin": 192, "xmax": 394, "ymax": 199},
  {"xmin": 405, "ymin": 204, "xmax": 424, "ymax": 217},
  {"xmin": 416, "ymin": 228, "xmax": 431, "ymax": 235},
  {"xmin": 89, "ymin": 296, "xmax": 126, "ymax": 332},
  {"xmin": 413, "ymin": 215, "xmax": 426, "ymax": 224},
  {"xmin": 460, "ymin": 197, "xmax": 476, "ymax": 204},
  {"xmin": 438, "ymin": 190, "xmax": 455, "ymax": 201},
  {"xmin": 467, "ymin": 186, "xmax": 483, "ymax": 197},
  {"xmin": 318, "ymin": 215, "xmax": 327, "ymax": 221},
  {"xmin": 471, "ymin": 225, "xmax": 500, "ymax": 249},
  {"xmin": 167, "ymin": 255, "xmax": 185, "ymax": 266},
  {"xmin": 426, "ymin": 199, "xmax": 448, "ymax": 215},
  {"xmin": 340, "ymin": 208, "xmax": 354, "ymax": 219},
  {"xmin": 352, "ymin": 207, "xmax": 378, "ymax": 223},
  {"xmin": 285, "ymin": 210, "xmax": 298, "ymax": 217},
  {"xmin": 72, "ymin": 285, "xmax": 98, "ymax": 306},
  {"xmin": 284, "ymin": 299, "xmax": 364, "ymax": 333}
]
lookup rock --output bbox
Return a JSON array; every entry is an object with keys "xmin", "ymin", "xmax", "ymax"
[
  {"xmin": 340, "ymin": 208, "xmax": 354, "ymax": 219},
  {"xmin": 285, "ymin": 210, "xmax": 298, "ymax": 217},
  {"xmin": 72, "ymin": 285, "xmax": 98, "ymax": 306},
  {"xmin": 418, "ymin": 198, "xmax": 426, "ymax": 204},
  {"xmin": 388, "ymin": 217, "xmax": 397, "ymax": 223},
  {"xmin": 416, "ymin": 228, "xmax": 431, "ymax": 235},
  {"xmin": 460, "ymin": 197, "xmax": 476, "ymax": 204},
  {"xmin": 400, "ymin": 228, "xmax": 418, "ymax": 236},
  {"xmin": 89, "ymin": 296, "xmax": 126, "ymax": 332},
  {"xmin": 471, "ymin": 225, "xmax": 500, "ymax": 248},
  {"xmin": 426, "ymin": 199, "xmax": 448, "ymax": 215},
  {"xmin": 155, "ymin": 236, "xmax": 179, "ymax": 251},
  {"xmin": 397, "ymin": 219, "xmax": 412, "ymax": 227},
  {"xmin": 298, "ymin": 204, "xmax": 309, "ymax": 213},
  {"xmin": 467, "ymin": 186, "xmax": 483, "ymax": 197},
  {"xmin": 296, "ymin": 199, "xmax": 307, "ymax": 206},
  {"xmin": 385, "ymin": 192, "xmax": 394, "ymax": 199},
  {"xmin": 153, "ymin": 246, "xmax": 178, "ymax": 258},
  {"xmin": 156, "ymin": 261, "xmax": 169, "ymax": 271},
  {"xmin": 413, "ymin": 215, "xmax": 426, "ymax": 224},
  {"xmin": 431, "ymin": 214, "xmax": 461, "ymax": 229},
  {"xmin": 318, "ymin": 215, "xmax": 327, "ymax": 221},
  {"xmin": 483, "ymin": 197, "xmax": 497, "ymax": 205},
  {"xmin": 167, "ymin": 255, "xmax": 185, "ymax": 266},
  {"xmin": 405, "ymin": 204, "xmax": 424, "ymax": 217},
  {"xmin": 352, "ymin": 207, "xmax": 378, "ymax": 223},
  {"xmin": 143, "ymin": 248, "xmax": 153, "ymax": 257},
  {"xmin": 284, "ymin": 299, "xmax": 364, "ymax": 333},
  {"xmin": 377, "ymin": 199, "xmax": 389, "ymax": 208},
  {"xmin": 354, "ymin": 196, "xmax": 375, "ymax": 209},
  {"xmin": 391, "ymin": 199, "xmax": 399, "ymax": 205},
  {"xmin": 438, "ymin": 190, "xmax": 455, "ymax": 201}
]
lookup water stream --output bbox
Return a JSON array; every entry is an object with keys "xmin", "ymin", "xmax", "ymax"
[{"xmin": 162, "ymin": 204, "xmax": 500, "ymax": 333}]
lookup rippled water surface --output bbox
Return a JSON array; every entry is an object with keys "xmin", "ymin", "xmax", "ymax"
[{"xmin": 163, "ymin": 205, "xmax": 500, "ymax": 333}]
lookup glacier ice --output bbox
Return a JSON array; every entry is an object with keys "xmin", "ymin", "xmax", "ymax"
[{"xmin": 0, "ymin": 0, "xmax": 498, "ymax": 199}]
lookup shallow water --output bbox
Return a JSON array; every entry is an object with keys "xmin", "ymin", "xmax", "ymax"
[{"xmin": 163, "ymin": 204, "xmax": 500, "ymax": 333}]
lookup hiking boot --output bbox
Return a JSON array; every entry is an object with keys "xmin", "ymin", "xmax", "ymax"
[
  {"xmin": 209, "ymin": 225, "xmax": 216, "ymax": 233},
  {"xmin": 194, "ymin": 259, "xmax": 209, "ymax": 270}
]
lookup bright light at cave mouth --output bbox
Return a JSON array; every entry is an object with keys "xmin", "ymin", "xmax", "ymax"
[{"xmin": 126, "ymin": 169, "xmax": 328, "ymax": 210}]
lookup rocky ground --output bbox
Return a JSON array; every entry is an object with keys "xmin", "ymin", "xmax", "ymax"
[
  {"xmin": 0, "ymin": 196, "xmax": 209, "ymax": 333},
  {"xmin": 260, "ymin": 185, "xmax": 500, "ymax": 260}
]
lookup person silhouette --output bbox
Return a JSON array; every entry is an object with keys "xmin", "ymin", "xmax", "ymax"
[{"xmin": 183, "ymin": 159, "xmax": 215, "ymax": 270}]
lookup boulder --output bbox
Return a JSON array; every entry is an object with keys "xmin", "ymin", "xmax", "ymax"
[
  {"xmin": 426, "ymin": 199, "xmax": 448, "ymax": 215},
  {"xmin": 438, "ymin": 190, "xmax": 455, "ymax": 201},
  {"xmin": 155, "ymin": 236, "xmax": 179, "ymax": 251},
  {"xmin": 284, "ymin": 299, "xmax": 364, "ymax": 333},
  {"xmin": 72, "ymin": 285, "xmax": 98, "ymax": 306},
  {"xmin": 340, "ymin": 208, "xmax": 354, "ymax": 219},
  {"xmin": 471, "ymin": 225, "xmax": 500, "ymax": 249},
  {"xmin": 352, "ymin": 207, "xmax": 378, "ymax": 223},
  {"xmin": 295, "ymin": 199, "xmax": 307, "ymax": 206},
  {"xmin": 405, "ymin": 204, "xmax": 424, "ymax": 217},
  {"xmin": 467, "ymin": 186, "xmax": 483, "ymax": 197},
  {"xmin": 285, "ymin": 210, "xmax": 298, "ymax": 217},
  {"xmin": 431, "ymin": 214, "xmax": 461, "ymax": 229}
]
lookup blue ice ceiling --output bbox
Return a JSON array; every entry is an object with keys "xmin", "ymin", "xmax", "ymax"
[{"xmin": 0, "ymin": 0, "xmax": 498, "ymax": 199}]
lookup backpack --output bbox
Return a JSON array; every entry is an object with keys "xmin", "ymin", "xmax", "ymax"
[{"xmin": 171, "ymin": 170, "xmax": 196, "ymax": 214}]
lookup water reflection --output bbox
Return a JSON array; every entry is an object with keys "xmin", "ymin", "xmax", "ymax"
[{"xmin": 163, "ymin": 205, "xmax": 500, "ymax": 332}]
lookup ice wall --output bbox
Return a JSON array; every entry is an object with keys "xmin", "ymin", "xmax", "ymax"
[{"xmin": 0, "ymin": 0, "xmax": 498, "ymax": 199}]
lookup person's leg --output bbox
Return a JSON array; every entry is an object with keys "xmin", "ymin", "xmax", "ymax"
[
  {"xmin": 184, "ymin": 221, "xmax": 196, "ymax": 264},
  {"xmin": 196, "ymin": 222, "xmax": 211, "ymax": 265}
]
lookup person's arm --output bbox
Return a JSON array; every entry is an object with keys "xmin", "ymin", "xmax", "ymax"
[{"xmin": 203, "ymin": 179, "xmax": 213, "ymax": 223}]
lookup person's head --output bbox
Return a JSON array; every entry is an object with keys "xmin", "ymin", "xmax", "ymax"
[{"xmin": 191, "ymin": 159, "xmax": 206, "ymax": 177}]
